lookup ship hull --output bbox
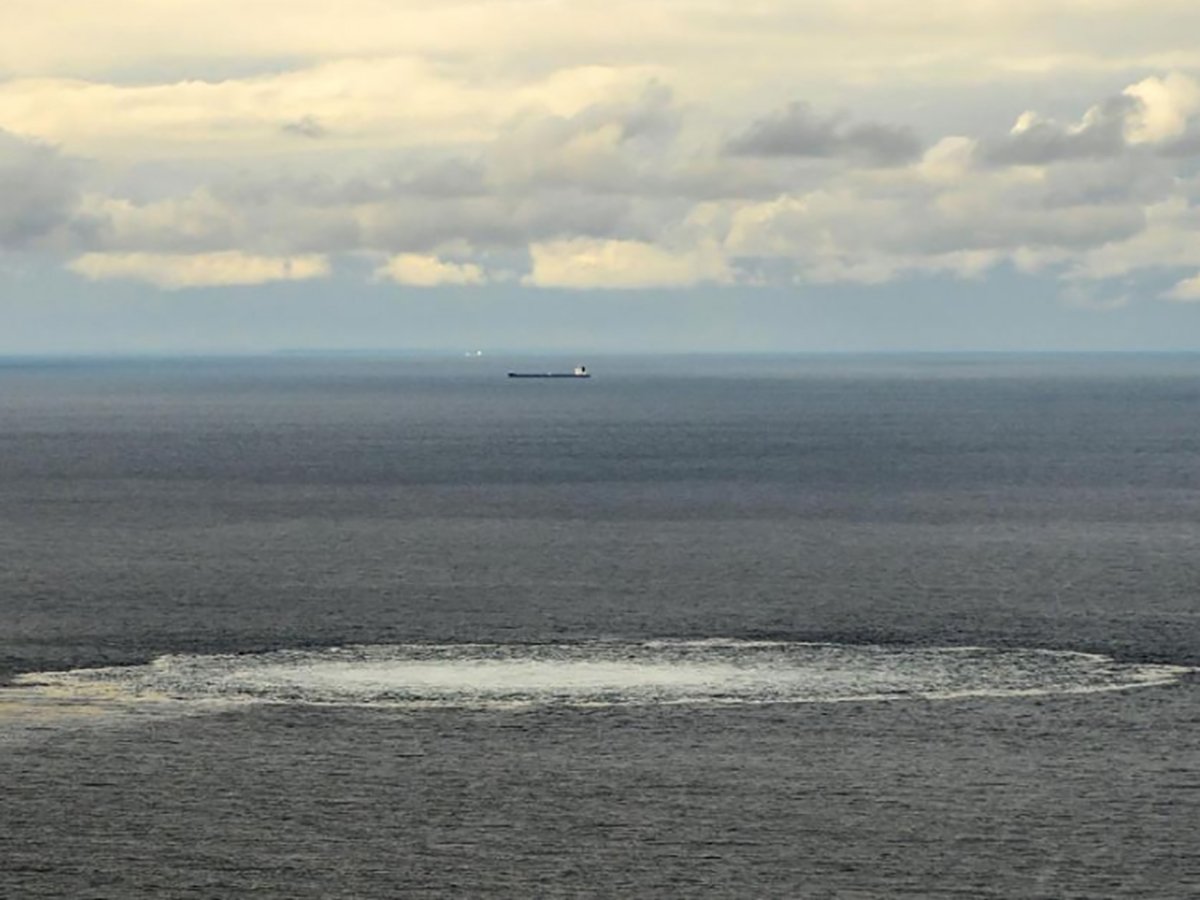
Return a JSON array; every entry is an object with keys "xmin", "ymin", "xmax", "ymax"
[{"xmin": 507, "ymin": 373, "xmax": 590, "ymax": 378}]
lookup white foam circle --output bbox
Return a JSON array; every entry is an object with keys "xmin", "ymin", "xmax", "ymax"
[{"xmin": 13, "ymin": 640, "xmax": 1193, "ymax": 710}]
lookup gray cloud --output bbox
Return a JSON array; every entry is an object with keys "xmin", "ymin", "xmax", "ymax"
[
  {"xmin": 1036, "ymin": 155, "xmax": 1175, "ymax": 208},
  {"xmin": 979, "ymin": 95, "xmax": 1138, "ymax": 166},
  {"xmin": 610, "ymin": 82, "xmax": 680, "ymax": 144},
  {"xmin": 0, "ymin": 130, "xmax": 80, "ymax": 247},
  {"xmin": 888, "ymin": 174, "xmax": 1148, "ymax": 255},
  {"xmin": 353, "ymin": 191, "xmax": 637, "ymax": 253},
  {"xmin": 1158, "ymin": 131, "xmax": 1200, "ymax": 158},
  {"xmin": 945, "ymin": 205, "xmax": 1145, "ymax": 252},
  {"xmin": 553, "ymin": 81, "xmax": 680, "ymax": 146},
  {"xmin": 726, "ymin": 157, "xmax": 1151, "ymax": 285},
  {"xmin": 212, "ymin": 157, "xmax": 489, "ymax": 207},
  {"xmin": 81, "ymin": 186, "xmax": 639, "ymax": 258},
  {"xmin": 487, "ymin": 83, "xmax": 682, "ymax": 195},
  {"xmin": 725, "ymin": 101, "xmax": 922, "ymax": 166},
  {"xmin": 281, "ymin": 115, "xmax": 328, "ymax": 139}
]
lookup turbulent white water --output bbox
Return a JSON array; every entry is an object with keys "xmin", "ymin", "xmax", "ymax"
[{"xmin": 8, "ymin": 640, "xmax": 1193, "ymax": 714}]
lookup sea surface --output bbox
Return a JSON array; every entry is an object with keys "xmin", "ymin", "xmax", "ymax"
[{"xmin": 2, "ymin": 353, "xmax": 1199, "ymax": 898}]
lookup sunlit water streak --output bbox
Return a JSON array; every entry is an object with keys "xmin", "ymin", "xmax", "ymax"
[{"xmin": 5, "ymin": 641, "xmax": 1192, "ymax": 728}]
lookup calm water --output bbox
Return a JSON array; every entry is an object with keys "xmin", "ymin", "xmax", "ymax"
[{"xmin": 2, "ymin": 354, "xmax": 1199, "ymax": 897}]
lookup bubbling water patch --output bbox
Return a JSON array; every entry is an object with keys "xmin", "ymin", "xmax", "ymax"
[{"xmin": 10, "ymin": 640, "xmax": 1193, "ymax": 712}]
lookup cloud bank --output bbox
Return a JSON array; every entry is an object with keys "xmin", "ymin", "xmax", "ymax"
[
  {"xmin": 1, "ymin": 1, "xmax": 1199, "ymax": 310},
  {"xmin": 68, "ymin": 252, "xmax": 330, "ymax": 289}
]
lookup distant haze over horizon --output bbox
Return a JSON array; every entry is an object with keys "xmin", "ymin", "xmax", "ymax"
[{"xmin": 4, "ymin": 2, "xmax": 1200, "ymax": 352}]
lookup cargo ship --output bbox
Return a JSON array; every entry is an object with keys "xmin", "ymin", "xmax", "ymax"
[{"xmin": 508, "ymin": 365, "xmax": 590, "ymax": 379}]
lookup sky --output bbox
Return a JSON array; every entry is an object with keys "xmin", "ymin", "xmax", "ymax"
[{"xmin": 4, "ymin": 1, "xmax": 1200, "ymax": 353}]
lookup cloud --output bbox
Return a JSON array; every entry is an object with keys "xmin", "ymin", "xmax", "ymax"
[
  {"xmin": 1158, "ymin": 132, "xmax": 1200, "ymax": 157},
  {"xmin": 67, "ymin": 251, "xmax": 330, "ymax": 288},
  {"xmin": 75, "ymin": 191, "xmax": 244, "ymax": 254},
  {"xmin": 1123, "ymin": 73, "xmax": 1200, "ymax": 143},
  {"xmin": 0, "ymin": 60, "xmax": 666, "ymax": 161},
  {"xmin": 725, "ymin": 166, "xmax": 1146, "ymax": 263},
  {"xmin": 979, "ymin": 96, "xmax": 1138, "ymax": 166},
  {"xmin": 1035, "ymin": 155, "xmax": 1175, "ymax": 209},
  {"xmin": 1059, "ymin": 282, "xmax": 1132, "ymax": 310},
  {"xmin": 979, "ymin": 74, "xmax": 1200, "ymax": 166},
  {"xmin": 6, "ymin": 1, "xmax": 1200, "ymax": 94},
  {"xmin": 524, "ymin": 238, "xmax": 731, "ymax": 289},
  {"xmin": 0, "ymin": 129, "xmax": 79, "ymax": 247},
  {"xmin": 489, "ymin": 82, "xmax": 681, "ymax": 193},
  {"xmin": 210, "ymin": 158, "xmax": 489, "ymax": 208},
  {"xmin": 3, "ymin": 45, "xmax": 1197, "ymax": 308},
  {"xmin": 281, "ymin": 115, "xmax": 328, "ymax": 139},
  {"xmin": 1069, "ymin": 197, "xmax": 1200, "ymax": 281},
  {"xmin": 1156, "ymin": 271, "xmax": 1200, "ymax": 303},
  {"xmin": 1163, "ymin": 272, "xmax": 1200, "ymax": 302},
  {"xmin": 725, "ymin": 102, "xmax": 921, "ymax": 166},
  {"xmin": 375, "ymin": 253, "xmax": 486, "ymax": 286}
]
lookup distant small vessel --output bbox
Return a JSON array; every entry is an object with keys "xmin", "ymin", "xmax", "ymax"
[{"xmin": 508, "ymin": 365, "xmax": 590, "ymax": 379}]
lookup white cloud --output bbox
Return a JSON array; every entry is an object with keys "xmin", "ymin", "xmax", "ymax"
[
  {"xmin": 1059, "ymin": 282, "xmax": 1132, "ymax": 310},
  {"xmin": 375, "ymin": 253, "xmax": 486, "ymax": 286},
  {"xmin": 1123, "ymin": 72, "xmax": 1200, "ymax": 143},
  {"xmin": 67, "ymin": 251, "xmax": 330, "ymax": 289},
  {"xmin": 1163, "ymin": 272, "xmax": 1200, "ymax": 302},
  {"xmin": 77, "ymin": 191, "xmax": 240, "ymax": 253},
  {"xmin": 917, "ymin": 136, "xmax": 976, "ymax": 184},
  {"xmin": 524, "ymin": 239, "xmax": 731, "ymax": 289},
  {"xmin": 1070, "ymin": 197, "xmax": 1200, "ymax": 280},
  {"xmin": 0, "ymin": 61, "xmax": 663, "ymax": 161}
]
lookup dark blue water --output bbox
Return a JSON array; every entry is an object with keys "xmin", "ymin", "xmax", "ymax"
[{"xmin": 2, "ymin": 354, "xmax": 1199, "ymax": 897}]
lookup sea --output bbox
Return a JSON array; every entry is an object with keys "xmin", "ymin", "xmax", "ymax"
[{"xmin": 1, "ymin": 352, "xmax": 1198, "ymax": 898}]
